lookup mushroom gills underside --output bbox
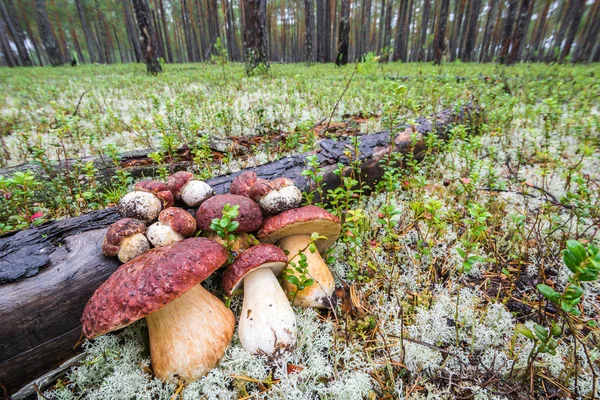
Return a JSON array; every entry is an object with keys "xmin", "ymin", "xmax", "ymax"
[
  {"xmin": 277, "ymin": 234, "xmax": 335, "ymax": 308},
  {"xmin": 239, "ymin": 265, "xmax": 297, "ymax": 354},
  {"xmin": 145, "ymin": 284, "xmax": 235, "ymax": 382}
]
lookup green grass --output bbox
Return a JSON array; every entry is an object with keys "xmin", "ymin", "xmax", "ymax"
[{"xmin": 1, "ymin": 61, "xmax": 599, "ymax": 398}]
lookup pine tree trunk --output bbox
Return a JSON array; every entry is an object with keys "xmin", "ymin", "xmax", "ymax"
[
  {"xmin": 122, "ymin": 0, "xmax": 142, "ymax": 62},
  {"xmin": 361, "ymin": 0, "xmax": 371, "ymax": 56},
  {"xmin": 223, "ymin": 0, "xmax": 239, "ymax": 61},
  {"xmin": 507, "ymin": 0, "xmax": 533, "ymax": 64},
  {"xmin": 449, "ymin": 0, "xmax": 466, "ymax": 61},
  {"xmin": 0, "ymin": 10, "xmax": 17, "ymax": 67},
  {"xmin": 433, "ymin": 0, "xmax": 450, "ymax": 64},
  {"xmin": 0, "ymin": 0, "xmax": 32, "ymax": 66},
  {"xmin": 305, "ymin": 0, "xmax": 314, "ymax": 63},
  {"xmin": 528, "ymin": 0, "xmax": 550, "ymax": 60},
  {"xmin": 336, "ymin": 0, "xmax": 350, "ymax": 65},
  {"xmin": 75, "ymin": 0, "xmax": 98, "ymax": 63},
  {"xmin": 71, "ymin": 28, "xmax": 85, "ymax": 63},
  {"xmin": 18, "ymin": 1, "xmax": 43, "ymax": 65},
  {"xmin": 572, "ymin": 0, "xmax": 599, "ymax": 62},
  {"xmin": 418, "ymin": 0, "xmax": 431, "ymax": 61},
  {"xmin": 34, "ymin": 0, "xmax": 62, "ymax": 66},
  {"xmin": 242, "ymin": 0, "xmax": 268, "ymax": 73},
  {"xmin": 479, "ymin": 0, "xmax": 497, "ymax": 62},
  {"xmin": 547, "ymin": 0, "xmax": 573, "ymax": 62},
  {"xmin": 132, "ymin": 0, "xmax": 162, "ymax": 73},
  {"xmin": 159, "ymin": 0, "xmax": 172, "ymax": 62},
  {"xmin": 316, "ymin": 0, "xmax": 331, "ymax": 62},
  {"xmin": 498, "ymin": 0, "xmax": 518, "ymax": 64},
  {"xmin": 559, "ymin": 0, "xmax": 585, "ymax": 62},
  {"xmin": 460, "ymin": 0, "xmax": 482, "ymax": 61},
  {"xmin": 383, "ymin": 0, "xmax": 393, "ymax": 56},
  {"xmin": 393, "ymin": 0, "xmax": 409, "ymax": 61},
  {"xmin": 376, "ymin": 0, "xmax": 386, "ymax": 54}
]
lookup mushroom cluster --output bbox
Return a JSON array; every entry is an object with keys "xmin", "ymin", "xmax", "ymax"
[{"xmin": 89, "ymin": 168, "xmax": 341, "ymax": 381}]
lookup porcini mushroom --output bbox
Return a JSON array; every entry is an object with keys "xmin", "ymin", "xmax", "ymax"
[
  {"xmin": 222, "ymin": 244, "xmax": 296, "ymax": 355},
  {"xmin": 119, "ymin": 180, "xmax": 174, "ymax": 222},
  {"xmin": 197, "ymin": 194, "xmax": 263, "ymax": 255},
  {"xmin": 81, "ymin": 238, "xmax": 234, "ymax": 382},
  {"xmin": 102, "ymin": 218, "xmax": 150, "ymax": 263},
  {"xmin": 146, "ymin": 207, "xmax": 197, "ymax": 248},
  {"xmin": 229, "ymin": 171, "xmax": 258, "ymax": 197},
  {"xmin": 257, "ymin": 205, "xmax": 340, "ymax": 308},
  {"xmin": 167, "ymin": 171, "xmax": 214, "ymax": 207},
  {"xmin": 248, "ymin": 177, "xmax": 303, "ymax": 215}
]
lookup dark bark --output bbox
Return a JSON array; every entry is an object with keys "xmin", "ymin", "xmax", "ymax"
[
  {"xmin": 547, "ymin": 0, "xmax": 573, "ymax": 62},
  {"xmin": 181, "ymin": 0, "xmax": 193, "ymax": 62},
  {"xmin": 572, "ymin": 0, "xmax": 599, "ymax": 62},
  {"xmin": 449, "ymin": 0, "xmax": 466, "ymax": 60},
  {"xmin": 0, "ymin": 103, "xmax": 480, "ymax": 397},
  {"xmin": 304, "ymin": 0, "xmax": 314, "ymax": 62},
  {"xmin": 559, "ymin": 0, "xmax": 585, "ymax": 62},
  {"xmin": 460, "ymin": 0, "xmax": 482, "ymax": 61},
  {"xmin": 528, "ymin": 0, "xmax": 550, "ymax": 61},
  {"xmin": 360, "ymin": 0, "xmax": 372, "ymax": 57},
  {"xmin": 479, "ymin": 0, "xmax": 498, "ymax": 62},
  {"xmin": 34, "ymin": 0, "xmax": 62, "ymax": 66},
  {"xmin": 122, "ymin": 0, "xmax": 142, "ymax": 63},
  {"xmin": 498, "ymin": 0, "xmax": 518, "ymax": 64},
  {"xmin": 132, "ymin": 0, "xmax": 162, "ymax": 74},
  {"xmin": 336, "ymin": 0, "xmax": 350, "ymax": 65},
  {"xmin": 0, "ymin": 9, "xmax": 17, "ymax": 67},
  {"xmin": 18, "ymin": 1, "xmax": 43, "ymax": 65},
  {"xmin": 71, "ymin": 28, "xmax": 85, "ymax": 63},
  {"xmin": 418, "ymin": 0, "xmax": 431, "ymax": 61},
  {"xmin": 383, "ymin": 0, "xmax": 393, "ymax": 56},
  {"xmin": 488, "ymin": 0, "xmax": 504, "ymax": 60},
  {"xmin": 433, "ymin": 0, "xmax": 450, "ymax": 64},
  {"xmin": 316, "ymin": 0, "xmax": 331, "ymax": 62},
  {"xmin": 393, "ymin": 0, "xmax": 409, "ymax": 61},
  {"xmin": 0, "ymin": 0, "xmax": 32, "ymax": 66},
  {"xmin": 242, "ymin": 0, "xmax": 269, "ymax": 73},
  {"xmin": 159, "ymin": 0, "xmax": 172, "ymax": 62},
  {"xmin": 223, "ymin": 0, "xmax": 239, "ymax": 61},
  {"xmin": 508, "ymin": 0, "xmax": 533, "ymax": 64}
]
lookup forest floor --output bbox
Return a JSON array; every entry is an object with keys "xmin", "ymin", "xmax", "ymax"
[{"xmin": 1, "ymin": 62, "xmax": 599, "ymax": 399}]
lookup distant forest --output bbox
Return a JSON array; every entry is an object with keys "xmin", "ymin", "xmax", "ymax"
[{"xmin": 0, "ymin": 0, "xmax": 598, "ymax": 69}]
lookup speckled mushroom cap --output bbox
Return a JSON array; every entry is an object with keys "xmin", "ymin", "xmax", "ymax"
[
  {"xmin": 257, "ymin": 205, "xmax": 341, "ymax": 253},
  {"xmin": 222, "ymin": 244, "xmax": 288, "ymax": 295},
  {"xmin": 196, "ymin": 194, "xmax": 262, "ymax": 233},
  {"xmin": 158, "ymin": 207, "xmax": 197, "ymax": 236},
  {"xmin": 102, "ymin": 218, "xmax": 147, "ymax": 256},
  {"xmin": 247, "ymin": 178, "xmax": 293, "ymax": 202},
  {"xmin": 135, "ymin": 180, "xmax": 175, "ymax": 208},
  {"xmin": 167, "ymin": 171, "xmax": 194, "ymax": 200},
  {"xmin": 229, "ymin": 172, "xmax": 257, "ymax": 197},
  {"xmin": 81, "ymin": 237, "xmax": 228, "ymax": 338}
]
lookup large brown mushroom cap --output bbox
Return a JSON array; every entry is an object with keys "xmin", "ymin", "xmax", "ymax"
[
  {"xmin": 257, "ymin": 205, "xmax": 341, "ymax": 253},
  {"xmin": 102, "ymin": 218, "xmax": 147, "ymax": 257},
  {"xmin": 222, "ymin": 244, "xmax": 288, "ymax": 295},
  {"xmin": 158, "ymin": 207, "xmax": 197, "ymax": 237},
  {"xmin": 81, "ymin": 237, "xmax": 228, "ymax": 338},
  {"xmin": 229, "ymin": 171, "xmax": 257, "ymax": 197},
  {"xmin": 135, "ymin": 180, "xmax": 175, "ymax": 208},
  {"xmin": 167, "ymin": 171, "xmax": 194, "ymax": 200},
  {"xmin": 196, "ymin": 194, "xmax": 262, "ymax": 233}
]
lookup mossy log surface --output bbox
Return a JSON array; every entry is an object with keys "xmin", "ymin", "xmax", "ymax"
[{"xmin": 0, "ymin": 105, "xmax": 479, "ymax": 397}]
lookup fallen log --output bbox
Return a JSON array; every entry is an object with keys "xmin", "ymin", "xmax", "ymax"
[{"xmin": 0, "ymin": 105, "xmax": 480, "ymax": 397}]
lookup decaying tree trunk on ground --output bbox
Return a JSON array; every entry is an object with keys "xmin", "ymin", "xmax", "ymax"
[
  {"xmin": 0, "ymin": 106, "xmax": 480, "ymax": 398},
  {"xmin": 132, "ymin": 0, "xmax": 162, "ymax": 74}
]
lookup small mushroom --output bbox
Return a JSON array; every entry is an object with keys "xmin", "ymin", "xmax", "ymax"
[
  {"xmin": 248, "ymin": 177, "xmax": 303, "ymax": 215},
  {"xmin": 119, "ymin": 180, "xmax": 174, "ymax": 222},
  {"xmin": 222, "ymin": 244, "xmax": 296, "ymax": 355},
  {"xmin": 257, "ymin": 205, "xmax": 341, "ymax": 308},
  {"xmin": 146, "ymin": 207, "xmax": 197, "ymax": 248},
  {"xmin": 102, "ymin": 218, "xmax": 150, "ymax": 263},
  {"xmin": 229, "ymin": 171, "xmax": 258, "ymax": 197},
  {"xmin": 167, "ymin": 171, "xmax": 214, "ymax": 207},
  {"xmin": 81, "ymin": 238, "xmax": 234, "ymax": 382}
]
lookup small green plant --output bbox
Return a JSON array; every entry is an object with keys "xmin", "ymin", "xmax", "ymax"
[
  {"xmin": 281, "ymin": 232, "xmax": 325, "ymax": 304},
  {"xmin": 301, "ymin": 154, "xmax": 325, "ymax": 206},
  {"xmin": 210, "ymin": 204, "xmax": 240, "ymax": 262}
]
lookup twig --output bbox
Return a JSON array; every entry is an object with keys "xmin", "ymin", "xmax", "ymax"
[
  {"xmin": 73, "ymin": 90, "xmax": 92, "ymax": 117},
  {"xmin": 325, "ymin": 63, "xmax": 359, "ymax": 133}
]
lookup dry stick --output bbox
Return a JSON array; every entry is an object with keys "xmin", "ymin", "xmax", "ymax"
[
  {"xmin": 325, "ymin": 62, "xmax": 359, "ymax": 133},
  {"xmin": 72, "ymin": 89, "xmax": 91, "ymax": 117}
]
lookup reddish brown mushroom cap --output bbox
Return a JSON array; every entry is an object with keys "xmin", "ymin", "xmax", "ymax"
[
  {"xmin": 257, "ymin": 205, "xmax": 341, "ymax": 253},
  {"xmin": 196, "ymin": 194, "xmax": 262, "ymax": 233},
  {"xmin": 248, "ymin": 178, "xmax": 294, "ymax": 202},
  {"xmin": 81, "ymin": 237, "xmax": 228, "ymax": 338},
  {"xmin": 222, "ymin": 244, "xmax": 288, "ymax": 295},
  {"xmin": 167, "ymin": 171, "xmax": 194, "ymax": 200},
  {"xmin": 102, "ymin": 218, "xmax": 147, "ymax": 257},
  {"xmin": 230, "ymin": 172, "xmax": 258, "ymax": 197},
  {"xmin": 135, "ymin": 180, "xmax": 175, "ymax": 208},
  {"xmin": 158, "ymin": 207, "xmax": 197, "ymax": 237}
]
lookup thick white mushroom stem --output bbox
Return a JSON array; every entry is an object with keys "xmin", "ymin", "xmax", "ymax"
[
  {"xmin": 145, "ymin": 284, "xmax": 235, "ymax": 382},
  {"xmin": 239, "ymin": 267, "xmax": 297, "ymax": 354},
  {"xmin": 278, "ymin": 234, "xmax": 335, "ymax": 308}
]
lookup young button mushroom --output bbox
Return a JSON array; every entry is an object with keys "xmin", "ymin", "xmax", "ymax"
[
  {"xmin": 81, "ymin": 238, "xmax": 234, "ymax": 382},
  {"xmin": 119, "ymin": 180, "xmax": 174, "ymax": 222},
  {"xmin": 248, "ymin": 178, "xmax": 303, "ymax": 215},
  {"xmin": 102, "ymin": 218, "xmax": 150, "ymax": 263},
  {"xmin": 222, "ymin": 244, "xmax": 296, "ymax": 355},
  {"xmin": 146, "ymin": 207, "xmax": 197, "ymax": 248},
  {"xmin": 257, "ymin": 205, "xmax": 341, "ymax": 308},
  {"xmin": 167, "ymin": 171, "xmax": 214, "ymax": 207}
]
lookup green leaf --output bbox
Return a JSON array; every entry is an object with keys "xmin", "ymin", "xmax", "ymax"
[
  {"xmin": 456, "ymin": 248, "xmax": 466, "ymax": 258},
  {"xmin": 303, "ymin": 279, "xmax": 314, "ymax": 287},
  {"xmin": 516, "ymin": 324, "xmax": 535, "ymax": 340},
  {"xmin": 563, "ymin": 251, "xmax": 580, "ymax": 273},
  {"xmin": 566, "ymin": 240, "xmax": 586, "ymax": 263},
  {"xmin": 309, "ymin": 243, "xmax": 317, "ymax": 253},
  {"xmin": 501, "ymin": 268, "xmax": 510, "ymax": 276},
  {"xmin": 537, "ymin": 284, "xmax": 561, "ymax": 304},
  {"xmin": 563, "ymin": 285, "xmax": 583, "ymax": 301},
  {"xmin": 533, "ymin": 324, "xmax": 548, "ymax": 341},
  {"xmin": 220, "ymin": 218, "xmax": 229, "ymax": 228}
]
